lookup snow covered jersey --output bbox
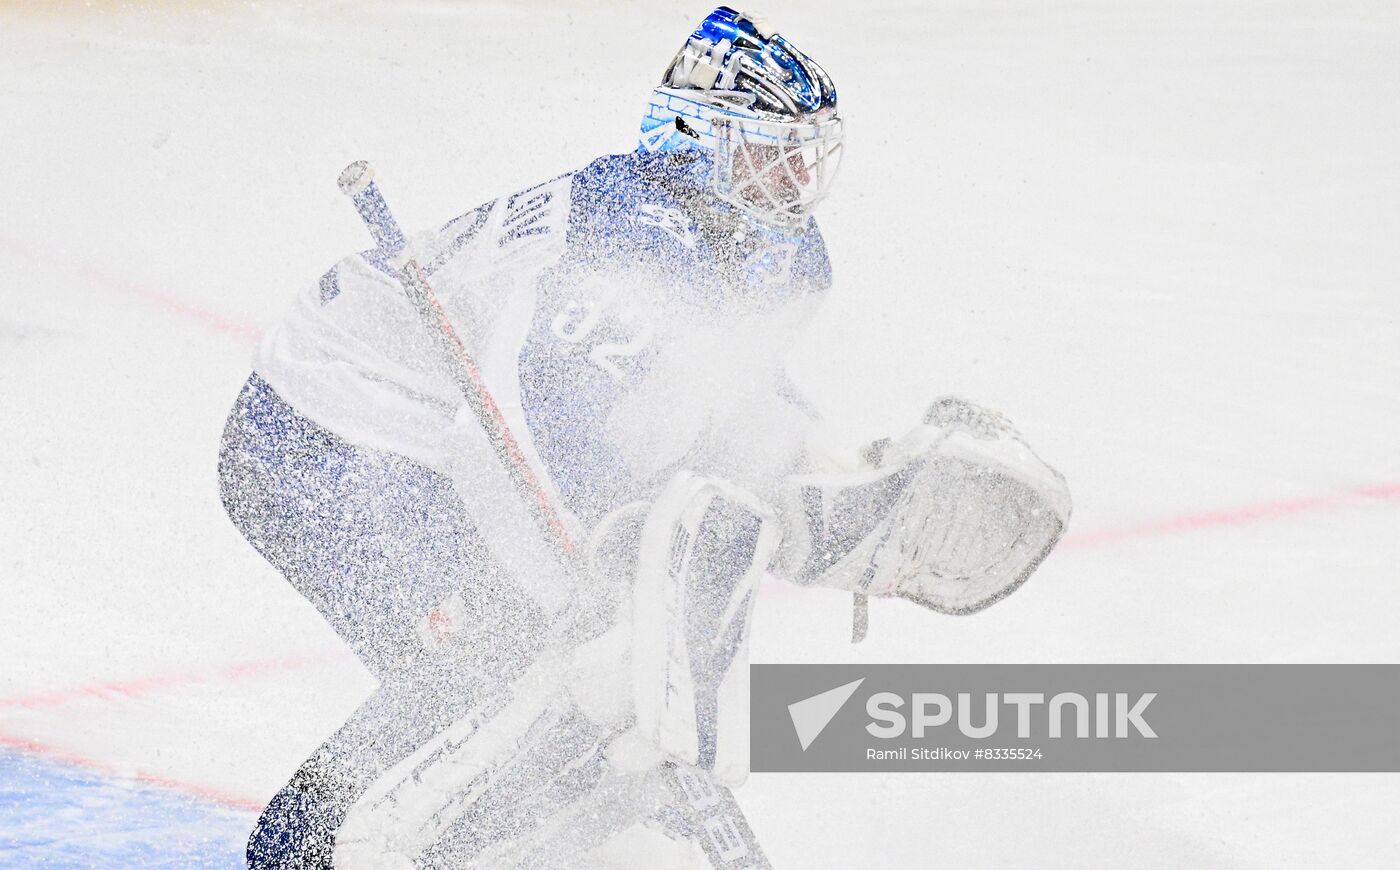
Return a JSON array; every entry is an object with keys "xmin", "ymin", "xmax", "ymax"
[{"xmin": 255, "ymin": 150, "xmax": 832, "ymax": 529}]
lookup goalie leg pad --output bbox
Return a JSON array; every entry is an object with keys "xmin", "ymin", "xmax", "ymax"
[
  {"xmin": 333, "ymin": 657, "xmax": 603, "ymax": 869},
  {"xmin": 631, "ymin": 472, "xmax": 781, "ymax": 786}
]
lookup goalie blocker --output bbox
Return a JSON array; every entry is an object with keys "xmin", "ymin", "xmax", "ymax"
[{"xmin": 775, "ymin": 396, "xmax": 1072, "ymax": 614}]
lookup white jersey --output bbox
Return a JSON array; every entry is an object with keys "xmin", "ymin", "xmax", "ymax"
[{"xmin": 255, "ymin": 150, "xmax": 833, "ymax": 530}]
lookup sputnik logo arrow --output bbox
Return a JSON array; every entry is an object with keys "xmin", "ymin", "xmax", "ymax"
[{"xmin": 788, "ymin": 678, "xmax": 865, "ymax": 751}]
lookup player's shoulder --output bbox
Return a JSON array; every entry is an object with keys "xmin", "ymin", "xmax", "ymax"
[
  {"xmin": 566, "ymin": 149, "xmax": 832, "ymax": 303},
  {"xmin": 432, "ymin": 171, "xmax": 577, "ymax": 272},
  {"xmin": 546, "ymin": 151, "xmax": 709, "ymax": 267},
  {"xmin": 570, "ymin": 149, "xmax": 690, "ymax": 198},
  {"xmin": 567, "ymin": 151, "xmax": 698, "ymax": 226},
  {"xmin": 315, "ymin": 171, "xmax": 583, "ymax": 307}
]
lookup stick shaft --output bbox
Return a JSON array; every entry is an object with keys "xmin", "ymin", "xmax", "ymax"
[
  {"xmin": 398, "ymin": 261, "xmax": 575, "ymax": 558},
  {"xmin": 338, "ymin": 161, "xmax": 575, "ymax": 562},
  {"xmin": 339, "ymin": 161, "xmax": 408, "ymax": 255}
]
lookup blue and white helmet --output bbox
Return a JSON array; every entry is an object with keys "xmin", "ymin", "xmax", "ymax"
[{"xmin": 639, "ymin": 7, "xmax": 843, "ymax": 228}]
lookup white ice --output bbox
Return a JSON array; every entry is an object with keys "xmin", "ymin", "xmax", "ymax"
[{"xmin": 1, "ymin": 1, "xmax": 1397, "ymax": 867}]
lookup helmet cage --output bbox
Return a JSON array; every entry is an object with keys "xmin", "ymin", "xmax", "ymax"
[
  {"xmin": 712, "ymin": 113, "xmax": 843, "ymax": 228},
  {"xmin": 638, "ymin": 7, "xmax": 842, "ymax": 230}
]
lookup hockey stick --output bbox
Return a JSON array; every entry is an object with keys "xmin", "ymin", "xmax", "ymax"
[
  {"xmin": 337, "ymin": 160, "xmax": 575, "ymax": 564},
  {"xmin": 336, "ymin": 161, "xmax": 769, "ymax": 869}
]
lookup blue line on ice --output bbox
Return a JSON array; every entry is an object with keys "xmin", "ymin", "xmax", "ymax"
[{"xmin": 0, "ymin": 750, "xmax": 251, "ymax": 869}]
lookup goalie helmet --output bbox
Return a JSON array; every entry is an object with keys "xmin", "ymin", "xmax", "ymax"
[{"xmin": 638, "ymin": 6, "xmax": 844, "ymax": 229}]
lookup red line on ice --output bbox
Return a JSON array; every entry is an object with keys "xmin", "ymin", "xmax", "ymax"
[
  {"xmin": 0, "ymin": 653, "xmax": 336, "ymax": 711},
  {"xmin": 0, "ymin": 732, "xmax": 265, "ymax": 811},
  {"xmin": 0, "ymin": 653, "xmax": 341, "ymax": 812},
  {"xmin": 1058, "ymin": 481, "xmax": 1400, "ymax": 550},
  {"xmin": 0, "ymin": 233, "xmax": 262, "ymax": 343},
  {"xmin": 108, "ymin": 278, "xmax": 263, "ymax": 342}
]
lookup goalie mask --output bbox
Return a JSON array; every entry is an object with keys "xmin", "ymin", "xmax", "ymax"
[{"xmin": 638, "ymin": 6, "xmax": 844, "ymax": 229}]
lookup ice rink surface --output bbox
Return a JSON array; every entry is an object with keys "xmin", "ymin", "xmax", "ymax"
[{"xmin": 2, "ymin": 1, "xmax": 1397, "ymax": 866}]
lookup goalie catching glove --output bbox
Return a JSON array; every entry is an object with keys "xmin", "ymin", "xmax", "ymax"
[{"xmin": 774, "ymin": 396, "xmax": 1071, "ymax": 614}]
